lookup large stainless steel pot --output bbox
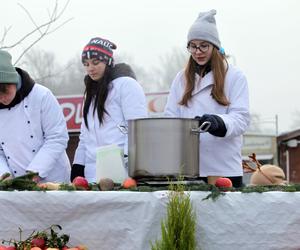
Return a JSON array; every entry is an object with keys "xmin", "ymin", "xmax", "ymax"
[{"xmin": 128, "ymin": 118, "xmax": 210, "ymax": 179}]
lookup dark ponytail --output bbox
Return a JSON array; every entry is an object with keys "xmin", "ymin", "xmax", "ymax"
[{"xmin": 83, "ymin": 66, "xmax": 112, "ymax": 129}]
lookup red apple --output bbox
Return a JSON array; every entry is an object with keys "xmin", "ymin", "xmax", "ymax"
[
  {"xmin": 6, "ymin": 247, "xmax": 16, "ymax": 250},
  {"xmin": 215, "ymin": 177, "xmax": 233, "ymax": 188},
  {"xmin": 72, "ymin": 176, "xmax": 89, "ymax": 190},
  {"xmin": 31, "ymin": 237, "xmax": 45, "ymax": 248},
  {"xmin": 30, "ymin": 247, "xmax": 42, "ymax": 250}
]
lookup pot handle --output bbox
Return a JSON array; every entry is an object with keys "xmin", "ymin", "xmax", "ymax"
[
  {"xmin": 118, "ymin": 125, "xmax": 128, "ymax": 134},
  {"xmin": 191, "ymin": 121, "xmax": 211, "ymax": 134}
]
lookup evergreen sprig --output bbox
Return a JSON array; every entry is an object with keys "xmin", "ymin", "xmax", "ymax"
[
  {"xmin": 151, "ymin": 180, "xmax": 197, "ymax": 250},
  {"xmin": 0, "ymin": 172, "xmax": 39, "ymax": 191}
]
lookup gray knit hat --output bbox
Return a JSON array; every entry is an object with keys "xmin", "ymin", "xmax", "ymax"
[
  {"xmin": 187, "ymin": 9, "xmax": 221, "ymax": 49},
  {"xmin": 0, "ymin": 50, "xmax": 18, "ymax": 85}
]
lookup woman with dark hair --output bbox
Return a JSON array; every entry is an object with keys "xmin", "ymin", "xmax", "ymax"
[
  {"xmin": 164, "ymin": 10, "xmax": 250, "ymax": 188},
  {"xmin": 71, "ymin": 37, "xmax": 147, "ymax": 182}
]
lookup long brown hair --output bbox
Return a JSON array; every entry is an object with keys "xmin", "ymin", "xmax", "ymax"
[{"xmin": 179, "ymin": 47, "xmax": 230, "ymax": 106}]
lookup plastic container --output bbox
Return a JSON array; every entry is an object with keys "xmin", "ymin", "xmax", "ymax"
[{"xmin": 96, "ymin": 144, "xmax": 128, "ymax": 183}]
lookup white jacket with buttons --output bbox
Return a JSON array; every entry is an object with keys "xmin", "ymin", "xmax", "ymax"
[
  {"xmin": 0, "ymin": 84, "xmax": 71, "ymax": 182},
  {"xmin": 73, "ymin": 76, "xmax": 148, "ymax": 182},
  {"xmin": 164, "ymin": 65, "xmax": 250, "ymax": 177}
]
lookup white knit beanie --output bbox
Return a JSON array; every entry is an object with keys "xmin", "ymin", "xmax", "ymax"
[{"xmin": 187, "ymin": 9, "xmax": 221, "ymax": 49}]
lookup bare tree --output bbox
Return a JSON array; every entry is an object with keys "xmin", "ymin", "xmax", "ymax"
[
  {"xmin": 61, "ymin": 54, "xmax": 85, "ymax": 95},
  {"xmin": 19, "ymin": 46, "xmax": 186, "ymax": 96},
  {"xmin": 115, "ymin": 48, "xmax": 188, "ymax": 93},
  {"xmin": 19, "ymin": 48, "xmax": 63, "ymax": 94},
  {"xmin": 153, "ymin": 47, "xmax": 188, "ymax": 91},
  {"xmin": 20, "ymin": 48, "xmax": 59, "ymax": 84},
  {"xmin": 132, "ymin": 65, "xmax": 157, "ymax": 93},
  {"xmin": 20, "ymin": 48, "xmax": 84, "ymax": 96},
  {"xmin": 0, "ymin": 0, "xmax": 72, "ymax": 65},
  {"xmin": 114, "ymin": 53, "xmax": 156, "ymax": 92}
]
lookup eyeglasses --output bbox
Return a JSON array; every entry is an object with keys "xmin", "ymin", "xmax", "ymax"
[{"xmin": 187, "ymin": 43, "xmax": 210, "ymax": 53}]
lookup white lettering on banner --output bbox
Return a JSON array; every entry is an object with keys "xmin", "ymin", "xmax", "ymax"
[
  {"xmin": 60, "ymin": 102, "xmax": 75, "ymax": 122},
  {"xmin": 75, "ymin": 103, "xmax": 83, "ymax": 124},
  {"xmin": 57, "ymin": 96, "xmax": 83, "ymax": 131}
]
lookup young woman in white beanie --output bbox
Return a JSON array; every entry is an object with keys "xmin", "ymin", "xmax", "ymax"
[
  {"xmin": 0, "ymin": 50, "xmax": 71, "ymax": 183},
  {"xmin": 71, "ymin": 37, "xmax": 147, "ymax": 182},
  {"xmin": 164, "ymin": 9, "xmax": 250, "ymax": 187}
]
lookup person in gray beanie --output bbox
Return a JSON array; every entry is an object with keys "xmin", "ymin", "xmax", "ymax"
[
  {"xmin": 0, "ymin": 51, "xmax": 19, "ymax": 85},
  {"xmin": 187, "ymin": 9, "xmax": 221, "ymax": 49},
  {"xmin": 164, "ymin": 9, "xmax": 250, "ymax": 188},
  {"xmin": 0, "ymin": 49, "xmax": 71, "ymax": 183}
]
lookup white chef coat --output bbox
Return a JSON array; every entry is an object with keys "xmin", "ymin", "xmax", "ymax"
[
  {"xmin": 164, "ymin": 65, "xmax": 250, "ymax": 177},
  {"xmin": 0, "ymin": 84, "xmax": 71, "ymax": 182},
  {"xmin": 73, "ymin": 76, "xmax": 148, "ymax": 182}
]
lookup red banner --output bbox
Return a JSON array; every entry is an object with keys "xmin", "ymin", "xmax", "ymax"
[
  {"xmin": 57, "ymin": 95, "xmax": 83, "ymax": 132},
  {"xmin": 56, "ymin": 92, "xmax": 168, "ymax": 132}
]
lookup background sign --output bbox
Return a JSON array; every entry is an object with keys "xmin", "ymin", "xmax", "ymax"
[
  {"xmin": 57, "ymin": 95, "xmax": 83, "ymax": 132},
  {"xmin": 56, "ymin": 92, "xmax": 169, "ymax": 132}
]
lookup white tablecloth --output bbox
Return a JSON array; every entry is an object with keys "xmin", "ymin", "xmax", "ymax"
[{"xmin": 0, "ymin": 191, "xmax": 300, "ymax": 250}]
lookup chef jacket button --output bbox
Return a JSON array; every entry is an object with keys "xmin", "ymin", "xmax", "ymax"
[
  {"xmin": 32, "ymin": 149, "xmax": 36, "ymax": 152},
  {"xmin": 14, "ymin": 171, "xmax": 17, "ymax": 174},
  {"xmin": 27, "ymin": 121, "xmax": 30, "ymax": 124},
  {"xmin": 30, "ymin": 135, "xmax": 33, "ymax": 138},
  {"xmin": 25, "ymin": 105, "xmax": 28, "ymax": 108},
  {"xmin": 7, "ymin": 156, "xmax": 10, "ymax": 159},
  {"xmin": 1, "ymin": 142, "xmax": 4, "ymax": 145}
]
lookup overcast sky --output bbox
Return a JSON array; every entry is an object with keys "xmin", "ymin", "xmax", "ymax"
[{"xmin": 1, "ymin": 0, "xmax": 300, "ymax": 133}]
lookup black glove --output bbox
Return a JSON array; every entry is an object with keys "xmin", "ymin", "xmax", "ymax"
[
  {"xmin": 196, "ymin": 114, "xmax": 227, "ymax": 137},
  {"xmin": 70, "ymin": 164, "xmax": 85, "ymax": 182}
]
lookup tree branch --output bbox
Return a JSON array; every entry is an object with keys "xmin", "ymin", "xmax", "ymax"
[
  {"xmin": 0, "ymin": 0, "xmax": 72, "ymax": 64},
  {"xmin": 17, "ymin": 3, "xmax": 43, "ymax": 36},
  {"xmin": 34, "ymin": 61, "xmax": 74, "ymax": 82},
  {"xmin": 0, "ymin": 26, "xmax": 12, "ymax": 47}
]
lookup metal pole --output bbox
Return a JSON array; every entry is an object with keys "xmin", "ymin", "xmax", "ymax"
[
  {"xmin": 275, "ymin": 114, "xmax": 279, "ymax": 135},
  {"xmin": 286, "ymin": 149, "xmax": 290, "ymax": 183}
]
